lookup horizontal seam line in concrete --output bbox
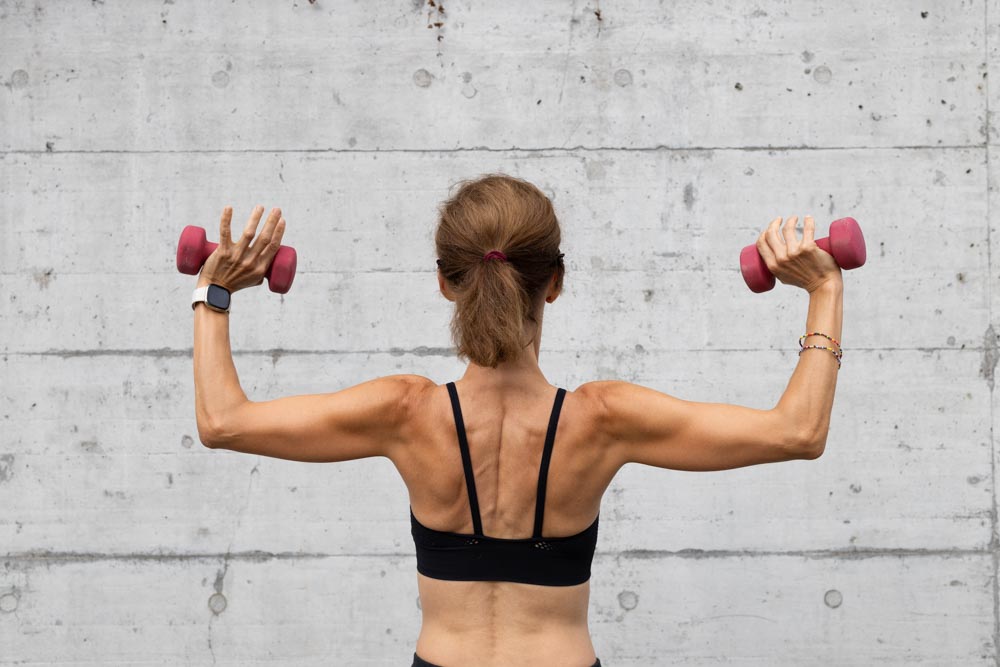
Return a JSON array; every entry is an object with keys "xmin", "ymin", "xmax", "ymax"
[
  {"xmin": 0, "ymin": 143, "xmax": 990, "ymax": 155},
  {"xmin": 0, "ymin": 547, "xmax": 989, "ymax": 563},
  {"xmin": 0, "ymin": 346, "xmax": 968, "ymax": 358}
]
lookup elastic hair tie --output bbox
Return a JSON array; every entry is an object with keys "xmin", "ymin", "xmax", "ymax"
[{"xmin": 483, "ymin": 250, "xmax": 508, "ymax": 262}]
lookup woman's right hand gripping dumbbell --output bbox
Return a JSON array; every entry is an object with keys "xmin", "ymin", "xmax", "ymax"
[{"xmin": 755, "ymin": 216, "xmax": 843, "ymax": 293}]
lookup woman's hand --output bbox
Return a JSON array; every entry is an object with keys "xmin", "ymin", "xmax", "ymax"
[
  {"xmin": 756, "ymin": 215, "xmax": 843, "ymax": 293},
  {"xmin": 198, "ymin": 205, "xmax": 287, "ymax": 292}
]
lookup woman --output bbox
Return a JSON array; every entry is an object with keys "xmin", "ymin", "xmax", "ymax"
[{"xmin": 192, "ymin": 174, "xmax": 844, "ymax": 666}]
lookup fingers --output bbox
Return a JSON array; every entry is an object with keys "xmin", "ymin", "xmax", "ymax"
[
  {"xmin": 255, "ymin": 216, "xmax": 287, "ymax": 266},
  {"xmin": 238, "ymin": 205, "xmax": 267, "ymax": 250},
  {"xmin": 802, "ymin": 215, "xmax": 815, "ymax": 245},
  {"xmin": 764, "ymin": 216, "xmax": 787, "ymax": 261},
  {"xmin": 250, "ymin": 207, "xmax": 283, "ymax": 258},
  {"xmin": 756, "ymin": 217, "xmax": 781, "ymax": 270},
  {"xmin": 219, "ymin": 207, "xmax": 234, "ymax": 248},
  {"xmin": 781, "ymin": 215, "xmax": 800, "ymax": 251}
]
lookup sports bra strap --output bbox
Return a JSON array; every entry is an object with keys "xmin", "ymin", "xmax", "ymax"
[
  {"xmin": 446, "ymin": 382, "xmax": 483, "ymax": 536},
  {"xmin": 533, "ymin": 387, "xmax": 567, "ymax": 538}
]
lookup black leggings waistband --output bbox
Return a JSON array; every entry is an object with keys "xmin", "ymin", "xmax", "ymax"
[{"xmin": 413, "ymin": 652, "xmax": 602, "ymax": 667}]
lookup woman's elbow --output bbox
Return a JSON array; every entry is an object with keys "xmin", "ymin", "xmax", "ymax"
[
  {"xmin": 798, "ymin": 430, "xmax": 828, "ymax": 459},
  {"xmin": 197, "ymin": 417, "xmax": 228, "ymax": 449}
]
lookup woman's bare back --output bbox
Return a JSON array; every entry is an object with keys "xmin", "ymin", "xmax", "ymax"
[{"xmin": 390, "ymin": 380, "xmax": 619, "ymax": 666}]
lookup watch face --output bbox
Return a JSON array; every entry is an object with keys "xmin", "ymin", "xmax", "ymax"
[{"xmin": 206, "ymin": 284, "xmax": 231, "ymax": 310}]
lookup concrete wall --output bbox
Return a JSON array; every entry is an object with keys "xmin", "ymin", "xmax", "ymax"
[{"xmin": 0, "ymin": 0, "xmax": 994, "ymax": 664}]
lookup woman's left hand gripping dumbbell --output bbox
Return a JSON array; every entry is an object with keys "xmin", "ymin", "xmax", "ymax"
[{"xmin": 199, "ymin": 206, "xmax": 287, "ymax": 292}]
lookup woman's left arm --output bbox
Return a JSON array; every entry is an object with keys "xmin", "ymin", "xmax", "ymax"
[{"xmin": 193, "ymin": 205, "xmax": 434, "ymax": 462}]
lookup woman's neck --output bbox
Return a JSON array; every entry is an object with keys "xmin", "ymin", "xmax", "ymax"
[{"xmin": 459, "ymin": 345, "xmax": 550, "ymax": 389}]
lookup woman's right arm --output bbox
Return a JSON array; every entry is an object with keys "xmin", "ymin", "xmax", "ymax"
[{"xmin": 581, "ymin": 215, "xmax": 844, "ymax": 472}]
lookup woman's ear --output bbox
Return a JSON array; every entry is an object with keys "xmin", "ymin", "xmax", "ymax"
[
  {"xmin": 438, "ymin": 271, "xmax": 456, "ymax": 302},
  {"xmin": 545, "ymin": 269, "xmax": 562, "ymax": 303}
]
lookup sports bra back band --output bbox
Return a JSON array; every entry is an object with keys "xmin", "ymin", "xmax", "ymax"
[{"xmin": 410, "ymin": 382, "xmax": 600, "ymax": 587}]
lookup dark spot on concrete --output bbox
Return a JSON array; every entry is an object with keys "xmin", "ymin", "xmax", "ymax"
[
  {"xmin": 734, "ymin": 82, "xmax": 743, "ymax": 91},
  {"xmin": 211, "ymin": 70, "xmax": 230, "ymax": 88},
  {"xmin": 643, "ymin": 289, "xmax": 654, "ymax": 302},
  {"xmin": 181, "ymin": 435, "xmax": 194, "ymax": 449},
  {"xmin": 614, "ymin": 69, "xmax": 632, "ymax": 87},
  {"xmin": 921, "ymin": 11, "xmax": 929, "ymax": 18},
  {"xmin": 412, "ymin": 69, "xmax": 432, "ymax": 88},
  {"xmin": 813, "ymin": 66, "xmax": 832, "ymax": 84},
  {"xmin": 348, "ymin": 137, "xmax": 357, "ymax": 147},
  {"xmin": 0, "ymin": 454, "xmax": 13, "ymax": 483},
  {"xmin": 824, "ymin": 589, "xmax": 843, "ymax": 608},
  {"xmin": 967, "ymin": 475, "xmax": 982, "ymax": 485},
  {"xmin": 0, "ymin": 591, "xmax": 19, "ymax": 613},
  {"xmin": 33, "ymin": 268, "xmax": 54, "ymax": 289},
  {"xmin": 980, "ymin": 324, "xmax": 998, "ymax": 391},
  {"xmin": 801, "ymin": 50, "xmax": 814, "ymax": 63},
  {"xmin": 956, "ymin": 272, "xmax": 965, "ymax": 283},
  {"xmin": 10, "ymin": 69, "xmax": 28, "ymax": 89},
  {"xmin": 208, "ymin": 592, "xmax": 227, "ymax": 615},
  {"xmin": 79, "ymin": 440, "xmax": 103, "ymax": 454},
  {"xmin": 45, "ymin": 141, "xmax": 54, "ymax": 152},
  {"xmin": 849, "ymin": 483, "xmax": 862, "ymax": 494},
  {"xmin": 949, "ymin": 579, "xmax": 964, "ymax": 586},
  {"xmin": 618, "ymin": 590, "xmax": 638, "ymax": 610},
  {"xmin": 947, "ymin": 336, "xmax": 956, "ymax": 345},
  {"xmin": 683, "ymin": 183, "xmax": 696, "ymax": 210},
  {"xmin": 214, "ymin": 568, "xmax": 226, "ymax": 594}
]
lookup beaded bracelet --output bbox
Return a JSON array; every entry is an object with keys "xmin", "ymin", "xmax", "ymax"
[
  {"xmin": 800, "ymin": 345, "xmax": 842, "ymax": 368},
  {"xmin": 799, "ymin": 332, "xmax": 841, "ymax": 349},
  {"xmin": 798, "ymin": 331, "xmax": 842, "ymax": 369}
]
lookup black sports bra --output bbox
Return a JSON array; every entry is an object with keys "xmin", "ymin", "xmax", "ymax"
[{"xmin": 410, "ymin": 382, "xmax": 599, "ymax": 587}]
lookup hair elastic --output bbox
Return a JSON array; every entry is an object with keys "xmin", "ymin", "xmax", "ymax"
[{"xmin": 483, "ymin": 250, "xmax": 508, "ymax": 262}]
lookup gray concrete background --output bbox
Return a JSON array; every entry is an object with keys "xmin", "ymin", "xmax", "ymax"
[{"xmin": 0, "ymin": 0, "xmax": 993, "ymax": 664}]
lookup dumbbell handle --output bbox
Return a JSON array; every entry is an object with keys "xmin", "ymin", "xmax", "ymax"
[{"xmin": 176, "ymin": 225, "xmax": 297, "ymax": 294}]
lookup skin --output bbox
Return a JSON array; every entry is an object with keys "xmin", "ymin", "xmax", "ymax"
[{"xmin": 194, "ymin": 206, "xmax": 835, "ymax": 666}]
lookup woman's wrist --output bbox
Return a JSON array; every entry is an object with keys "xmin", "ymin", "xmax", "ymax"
[{"xmin": 807, "ymin": 277, "xmax": 844, "ymax": 296}]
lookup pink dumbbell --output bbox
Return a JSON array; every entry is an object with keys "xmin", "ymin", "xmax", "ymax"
[
  {"xmin": 175, "ymin": 225, "xmax": 297, "ymax": 294},
  {"xmin": 740, "ymin": 217, "xmax": 866, "ymax": 293}
]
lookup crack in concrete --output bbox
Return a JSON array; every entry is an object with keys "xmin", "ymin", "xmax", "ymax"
[
  {"xmin": 3, "ymin": 345, "xmax": 980, "ymax": 359},
  {"xmin": 0, "ymin": 143, "xmax": 988, "ymax": 155},
  {"xmin": 206, "ymin": 459, "xmax": 259, "ymax": 664},
  {"xmin": 3, "ymin": 545, "xmax": 996, "ymax": 564}
]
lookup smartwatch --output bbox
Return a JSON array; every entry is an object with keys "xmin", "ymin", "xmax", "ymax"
[{"xmin": 191, "ymin": 284, "xmax": 231, "ymax": 313}]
